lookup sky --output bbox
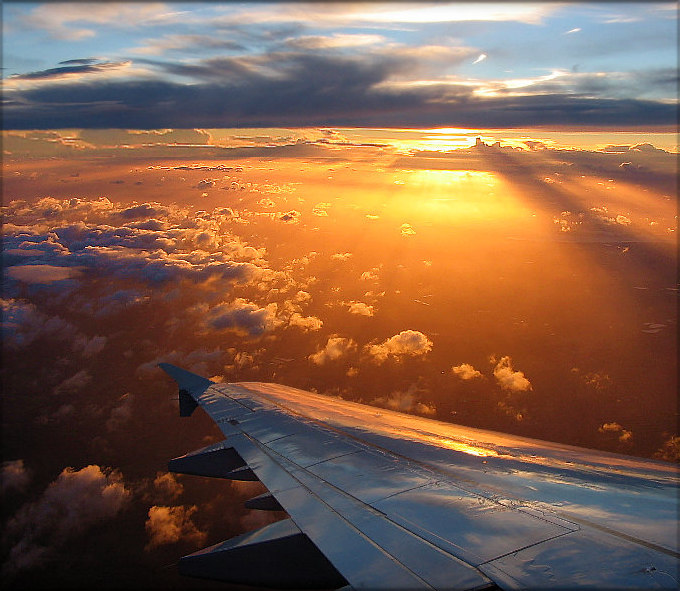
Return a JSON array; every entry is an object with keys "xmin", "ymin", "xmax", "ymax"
[
  {"xmin": 2, "ymin": 1, "xmax": 678, "ymax": 131},
  {"xmin": 1, "ymin": 2, "xmax": 678, "ymax": 590}
]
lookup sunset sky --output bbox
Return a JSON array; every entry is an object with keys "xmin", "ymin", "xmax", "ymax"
[{"xmin": 1, "ymin": 2, "xmax": 678, "ymax": 589}]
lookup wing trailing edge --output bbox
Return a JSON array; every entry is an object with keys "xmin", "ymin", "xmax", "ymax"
[{"xmin": 179, "ymin": 518, "xmax": 348, "ymax": 589}]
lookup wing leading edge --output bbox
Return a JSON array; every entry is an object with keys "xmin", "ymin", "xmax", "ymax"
[{"xmin": 159, "ymin": 363, "xmax": 679, "ymax": 590}]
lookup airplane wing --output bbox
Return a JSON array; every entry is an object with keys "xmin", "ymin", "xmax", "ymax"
[{"xmin": 159, "ymin": 363, "xmax": 679, "ymax": 590}]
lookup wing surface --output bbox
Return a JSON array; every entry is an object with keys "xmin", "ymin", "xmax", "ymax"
[{"xmin": 159, "ymin": 364, "xmax": 679, "ymax": 590}]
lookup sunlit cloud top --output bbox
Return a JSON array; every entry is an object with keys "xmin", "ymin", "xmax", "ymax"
[{"xmin": 3, "ymin": 1, "xmax": 677, "ymax": 129}]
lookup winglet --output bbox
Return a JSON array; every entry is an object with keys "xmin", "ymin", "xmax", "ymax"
[
  {"xmin": 158, "ymin": 363, "xmax": 214, "ymax": 393},
  {"xmin": 158, "ymin": 363, "xmax": 214, "ymax": 416}
]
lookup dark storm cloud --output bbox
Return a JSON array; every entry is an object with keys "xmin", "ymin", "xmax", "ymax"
[{"xmin": 6, "ymin": 51, "xmax": 673, "ymax": 129}]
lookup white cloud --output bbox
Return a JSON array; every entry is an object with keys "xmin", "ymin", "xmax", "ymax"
[
  {"xmin": 452, "ymin": 363, "xmax": 482, "ymax": 380},
  {"xmin": 492, "ymin": 356, "xmax": 532, "ymax": 392},
  {"xmin": 330, "ymin": 252, "xmax": 352, "ymax": 261},
  {"xmin": 309, "ymin": 336, "xmax": 357, "ymax": 365},
  {"xmin": 366, "ymin": 330, "xmax": 432, "ymax": 364}
]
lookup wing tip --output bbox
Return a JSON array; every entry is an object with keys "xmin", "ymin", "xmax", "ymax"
[{"xmin": 158, "ymin": 363, "xmax": 214, "ymax": 394}]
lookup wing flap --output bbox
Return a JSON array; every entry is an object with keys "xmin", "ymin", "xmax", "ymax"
[{"xmin": 179, "ymin": 518, "xmax": 348, "ymax": 589}]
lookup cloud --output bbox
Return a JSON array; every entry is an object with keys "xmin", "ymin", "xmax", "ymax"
[
  {"xmin": 144, "ymin": 505, "xmax": 207, "ymax": 550},
  {"xmin": 472, "ymin": 53, "xmax": 487, "ymax": 64},
  {"xmin": 287, "ymin": 312, "xmax": 323, "ymax": 331},
  {"xmin": 654, "ymin": 435, "xmax": 680, "ymax": 462},
  {"xmin": 309, "ymin": 336, "xmax": 357, "ymax": 365},
  {"xmin": 400, "ymin": 223, "xmax": 416, "ymax": 237},
  {"xmin": 73, "ymin": 334, "xmax": 107, "ymax": 358},
  {"xmin": 152, "ymin": 472, "xmax": 184, "ymax": 502},
  {"xmin": 5, "ymin": 264, "xmax": 78, "ymax": 284},
  {"xmin": 278, "ymin": 210, "xmax": 301, "ymax": 223},
  {"xmin": 347, "ymin": 301, "xmax": 374, "ymax": 316},
  {"xmin": 331, "ymin": 252, "xmax": 352, "ymax": 261},
  {"xmin": 492, "ymin": 356, "xmax": 532, "ymax": 392},
  {"xmin": 599, "ymin": 422, "xmax": 633, "ymax": 443},
  {"xmin": 2, "ymin": 197, "xmax": 263, "ymax": 288},
  {"xmin": 365, "ymin": 330, "xmax": 433, "ymax": 364},
  {"xmin": 7, "ymin": 60, "xmax": 131, "ymax": 83},
  {"xmin": 16, "ymin": 3, "xmax": 171, "ymax": 41},
  {"xmin": 106, "ymin": 393, "xmax": 134, "ymax": 432},
  {"xmin": 452, "ymin": 363, "xmax": 482, "ymax": 380},
  {"xmin": 1, "ymin": 298, "xmax": 80, "ymax": 349},
  {"xmin": 53, "ymin": 370, "xmax": 92, "ymax": 396},
  {"xmin": 370, "ymin": 384, "xmax": 436, "ymax": 416},
  {"xmin": 5, "ymin": 45, "xmax": 674, "ymax": 129},
  {"xmin": 3, "ymin": 465, "xmax": 130, "ymax": 575},
  {"xmin": 1, "ymin": 460, "xmax": 31, "ymax": 494},
  {"xmin": 312, "ymin": 202, "xmax": 331, "ymax": 217},
  {"xmin": 198, "ymin": 298, "xmax": 279, "ymax": 336}
]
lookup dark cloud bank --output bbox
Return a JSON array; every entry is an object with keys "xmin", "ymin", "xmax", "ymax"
[{"xmin": 5, "ymin": 53, "xmax": 676, "ymax": 129}]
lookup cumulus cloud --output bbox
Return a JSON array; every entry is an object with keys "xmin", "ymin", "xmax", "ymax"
[
  {"xmin": 331, "ymin": 252, "xmax": 352, "ymax": 261},
  {"xmin": 198, "ymin": 298, "xmax": 279, "ymax": 336},
  {"xmin": 370, "ymin": 384, "xmax": 436, "ymax": 416},
  {"xmin": 53, "ymin": 370, "xmax": 92, "ymax": 396},
  {"xmin": 1, "ymin": 298, "xmax": 79, "ymax": 350},
  {"xmin": 73, "ymin": 334, "xmax": 107, "ymax": 358},
  {"xmin": 1, "ymin": 460, "xmax": 31, "ymax": 494},
  {"xmin": 3, "ymin": 465, "xmax": 130, "ymax": 575},
  {"xmin": 599, "ymin": 422, "xmax": 633, "ymax": 443},
  {"xmin": 365, "ymin": 330, "xmax": 432, "ymax": 364},
  {"xmin": 106, "ymin": 393, "xmax": 134, "ymax": 432},
  {"xmin": 312, "ymin": 202, "xmax": 331, "ymax": 217},
  {"xmin": 2, "ymin": 197, "xmax": 263, "ymax": 289},
  {"xmin": 309, "ymin": 336, "xmax": 357, "ymax": 365},
  {"xmin": 152, "ymin": 472, "xmax": 184, "ymax": 502},
  {"xmin": 144, "ymin": 505, "xmax": 207, "ymax": 550},
  {"xmin": 491, "ymin": 356, "xmax": 532, "ymax": 392},
  {"xmin": 288, "ymin": 312, "xmax": 323, "ymax": 331},
  {"xmin": 347, "ymin": 301, "xmax": 374, "ymax": 316},
  {"xmin": 400, "ymin": 223, "xmax": 416, "ymax": 237},
  {"xmin": 452, "ymin": 363, "xmax": 482, "ymax": 380},
  {"xmin": 654, "ymin": 435, "xmax": 680, "ymax": 462}
]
